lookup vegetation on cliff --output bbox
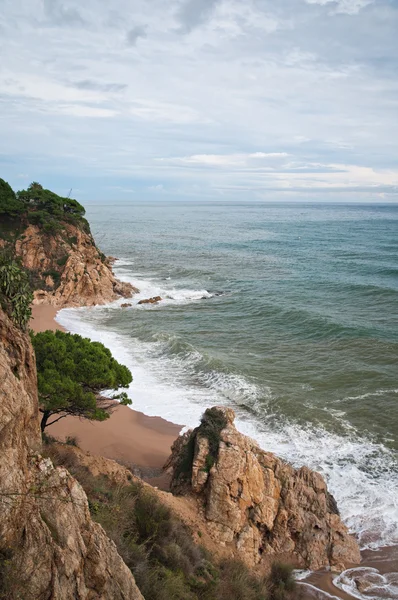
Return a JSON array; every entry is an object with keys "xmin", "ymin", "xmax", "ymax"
[
  {"xmin": 0, "ymin": 254, "xmax": 33, "ymax": 330},
  {"xmin": 32, "ymin": 330, "xmax": 133, "ymax": 431},
  {"xmin": 0, "ymin": 179, "xmax": 88, "ymax": 234}
]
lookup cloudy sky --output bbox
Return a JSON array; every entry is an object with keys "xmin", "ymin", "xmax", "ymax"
[{"xmin": 1, "ymin": 0, "xmax": 397, "ymax": 202}]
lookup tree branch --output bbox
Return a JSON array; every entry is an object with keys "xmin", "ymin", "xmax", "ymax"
[{"xmin": 45, "ymin": 414, "xmax": 69, "ymax": 428}]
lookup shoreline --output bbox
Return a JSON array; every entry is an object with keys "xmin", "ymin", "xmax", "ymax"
[
  {"xmin": 30, "ymin": 304, "xmax": 398, "ymax": 600},
  {"xmin": 30, "ymin": 305, "xmax": 182, "ymax": 480}
]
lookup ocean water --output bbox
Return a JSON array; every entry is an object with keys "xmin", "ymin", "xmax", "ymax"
[{"xmin": 57, "ymin": 201, "xmax": 398, "ymax": 552}]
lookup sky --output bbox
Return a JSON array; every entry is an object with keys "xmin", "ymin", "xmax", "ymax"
[{"xmin": 0, "ymin": 0, "xmax": 397, "ymax": 202}]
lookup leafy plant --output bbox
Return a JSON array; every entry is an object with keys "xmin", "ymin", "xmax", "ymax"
[{"xmin": 0, "ymin": 254, "xmax": 33, "ymax": 330}]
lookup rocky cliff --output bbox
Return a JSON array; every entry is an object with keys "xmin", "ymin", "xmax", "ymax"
[
  {"xmin": 0, "ymin": 307, "xmax": 143, "ymax": 599},
  {"xmin": 166, "ymin": 407, "xmax": 360, "ymax": 572},
  {"xmin": 13, "ymin": 223, "xmax": 135, "ymax": 307}
]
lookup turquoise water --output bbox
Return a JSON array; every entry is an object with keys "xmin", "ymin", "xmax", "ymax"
[{"xmin": 58, "ymin": 201, "xmax": 398, "ymax": 549}]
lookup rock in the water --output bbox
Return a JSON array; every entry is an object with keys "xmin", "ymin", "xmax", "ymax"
[
  {"xmin": 121, "ymin": 303, "xmax": 132, "ymax": 308},
  {"xmin": 166, "ymin": 406, "xmax": 360, "ymax": 571},
  {"xmin": 138, "ymin": 296, "xmax": 162, "ymax": 305}
]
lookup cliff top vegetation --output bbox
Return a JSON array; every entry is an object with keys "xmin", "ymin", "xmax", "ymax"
[{"xmin": 0, "ymin": 178, "xmax": 89, "ymax": 234}]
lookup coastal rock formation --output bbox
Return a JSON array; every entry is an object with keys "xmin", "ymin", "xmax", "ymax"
[
  {"xmin": 14, "ymin": 224, "xmax": 137, "ymax": 307},
  {"xmin": 138, "ymin": 296, "xmax": 162, "ymax": 305},
  {"xmin": 166, "ymin": 406, "xmax": 360, "ymax": 571},
  {"xmin": 0, "ymin": 307, "xmax": 143, "ymax": 599}
]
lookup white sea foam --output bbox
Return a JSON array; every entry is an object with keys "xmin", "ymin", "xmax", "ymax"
[
  {"xmin": 333, "ymin": 567, "xmax": 398, "ymax": 600},
  {"xmin": 113, "ymin": 261, "xmax": 213, "ymax": 305},
  {"xmin": 56, "ymin": 300, "xmax": 398, "ymax": 551},
  {"xmin": 344, "ymin": 389, "xmax": 398, "ymax": 402}
]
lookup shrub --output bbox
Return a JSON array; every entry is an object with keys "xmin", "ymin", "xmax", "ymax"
[
  {"xmin": 43, "ymin": 269, "xmax": 61, "ymax": 283},
  {"xmin": 268, "ymin": 562, "xmax": 297, "ymax": 600},
  {"xmin": 175, "ymin": 408, "xmax": 228, "ymax": 480},
  {"xmin": 56, "ymin": 255, "xmax": 69, "ymax": 267},
  {"xmin": 0, "ymin": 254, "xmax": 33, "ymax": 330},
  {"xmin": 0, "ymin": 178, "xmax": 25, "ymax": 217},
  {"xmin": 65, "ymin": 435, "xmax": 79, "ymax": 447}
]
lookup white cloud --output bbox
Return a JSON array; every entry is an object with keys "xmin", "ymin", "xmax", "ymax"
[
  {"xmin": 305, "ymin": 0, "xmax": 373, "ymax": 15},
  {"xmin": 56, "ymin": 105, "xmax": 117, "ymax": 118},
  {"xmin": 168, "ymin": 153, "xmax": 290, "ymax": 167},
  {"xmin": 130, "ymin": 101, "xmax": 203, "ymax": 124},
  {"xmin": 0, "ymin": 0, "xmax": 396, "ymax": 200}
]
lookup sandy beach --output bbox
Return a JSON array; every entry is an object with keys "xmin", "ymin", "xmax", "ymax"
[{"xmin": 30, "ymin": 305, "xmax": 182, "ymax": 475}]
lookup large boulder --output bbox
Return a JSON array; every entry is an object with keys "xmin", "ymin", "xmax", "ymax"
[{"xmin": 166, "ymin": 406, "xmax": 360, "ymax": 571}]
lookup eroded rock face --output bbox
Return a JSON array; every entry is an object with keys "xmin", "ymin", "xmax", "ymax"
[
  {"xmin": 166, "ymin": 407, "xmax": 360, "ymax": 571},
  {"xmin": 14, "ymin": 224, "xmax": 137, "ymax": 307},
  {"xmin": 0, "ymin": 308, "xmax": 143, "ymax": 599}
]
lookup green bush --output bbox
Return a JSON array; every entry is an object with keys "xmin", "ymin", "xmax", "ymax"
[
  {"xmin": 175, "ymin": 408, "xmax": 228, "ymax": 480},
  {"xmin": 0, "ymin": 254, "xmax": 33, "ymax": 330},
  {"xmin": 0, "ymin": 178, "xmax": 25, "ymax": 217},
  {"xmin": 43, "ymin": 269, "xmax": 61, "ymax": 283},
  {"xmin": 56, "ymin": 255, "xmax": 69, "ymax": 267}
]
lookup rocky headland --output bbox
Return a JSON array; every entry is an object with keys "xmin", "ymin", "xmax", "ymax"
[
  {"xmin": 165, "ymin": 407, "xmax": 360, "ymax": 572},
  {"xmin": 0, "ymin": 180, "xmax": 136, "ymax": 307}
]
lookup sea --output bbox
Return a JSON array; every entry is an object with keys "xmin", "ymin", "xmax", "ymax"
[{"xmin": 56, "ymin": 201, "xmax": 398, "ymax": 558}]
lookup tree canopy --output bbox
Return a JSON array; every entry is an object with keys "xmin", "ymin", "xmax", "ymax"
[
  {"xmin": 0, "ymin": 253, "xmax": 33, "ymax": 330},
  {"xmin": 0, "ymin": 178, "xmax": 88, "ymax": 232},
  {"xmin": 32, "ymin": 330, "xmax": 133, "ymax": 431},
  {"xmin": 0, "ymin": 178, "xmax": 25, "ymax": 217}
]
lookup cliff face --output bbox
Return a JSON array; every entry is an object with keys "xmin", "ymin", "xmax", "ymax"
[
  {"xmin": 166, "ymin": 407, "xmax": 361, "ymax": 572},
  {"xmin": 0, "ymin": 308, "xmax": 143, "ymax": 599},
  {"xmin": 13, "ymin": 224, "xmax": 135, "ymax": 307}
]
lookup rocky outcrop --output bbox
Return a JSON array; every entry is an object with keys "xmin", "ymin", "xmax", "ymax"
[
  {"xmin": 13, "ymin": 224, "xmax": 137, "ymax": 307},
  {"xmin": 138, "ymin": 296, "xmax": 162, "ymax": 305},
  {"xmin": 0, "ymin": 307, "xmax": 143, "ymax": 599},
  {"xmin": 166, "ymin": 407, "xmax": 360, "ymax": 572}
]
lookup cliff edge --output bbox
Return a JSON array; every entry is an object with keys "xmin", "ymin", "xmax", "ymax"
[
  {"xmin": 166, "ymin": 406, "xmax": 360, "ymax": 572},
  {"xmin": 15, "ymin": 223, "xmax": 135, "ymax": 307},
  {"xmin": 0, "ymin": 179, "xmax": 136, "ymax": 307},
  {"xmin": 0, "ymin": 307, "xmax": 143, "ymax": 599}
]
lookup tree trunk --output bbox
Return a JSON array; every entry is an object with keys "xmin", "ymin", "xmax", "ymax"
[{"xmin": 40, "ymin": 410, "xmax": 51, "ymax": 432}]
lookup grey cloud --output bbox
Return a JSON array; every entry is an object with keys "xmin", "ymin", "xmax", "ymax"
[
  {"xmin": 73, "ymin": 80, "xmax": 127, "ymax": 93},
  {"xmin": 176, "ymin": 0, "xmax": 219, "ymax": 33},
  {"xmin": 126, "ymin": 26, "xmax": 147, "ymax": 46},
  {"xmin": 1, "ymin": 0, "xmax": 397, "ymax": 200},
  {"xmin": 43, "ymin": 0, "xmax": 86, "ymax": 26}
]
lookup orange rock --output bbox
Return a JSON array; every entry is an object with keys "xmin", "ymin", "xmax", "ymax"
[{"xmin": 166, "ymin": 406, "xmax": 361, "ymax": 571}]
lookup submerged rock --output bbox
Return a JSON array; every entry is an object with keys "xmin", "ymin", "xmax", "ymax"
[{"xmin": 166, "ymin": 406, "xmax": 360, "ymax": 571}]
